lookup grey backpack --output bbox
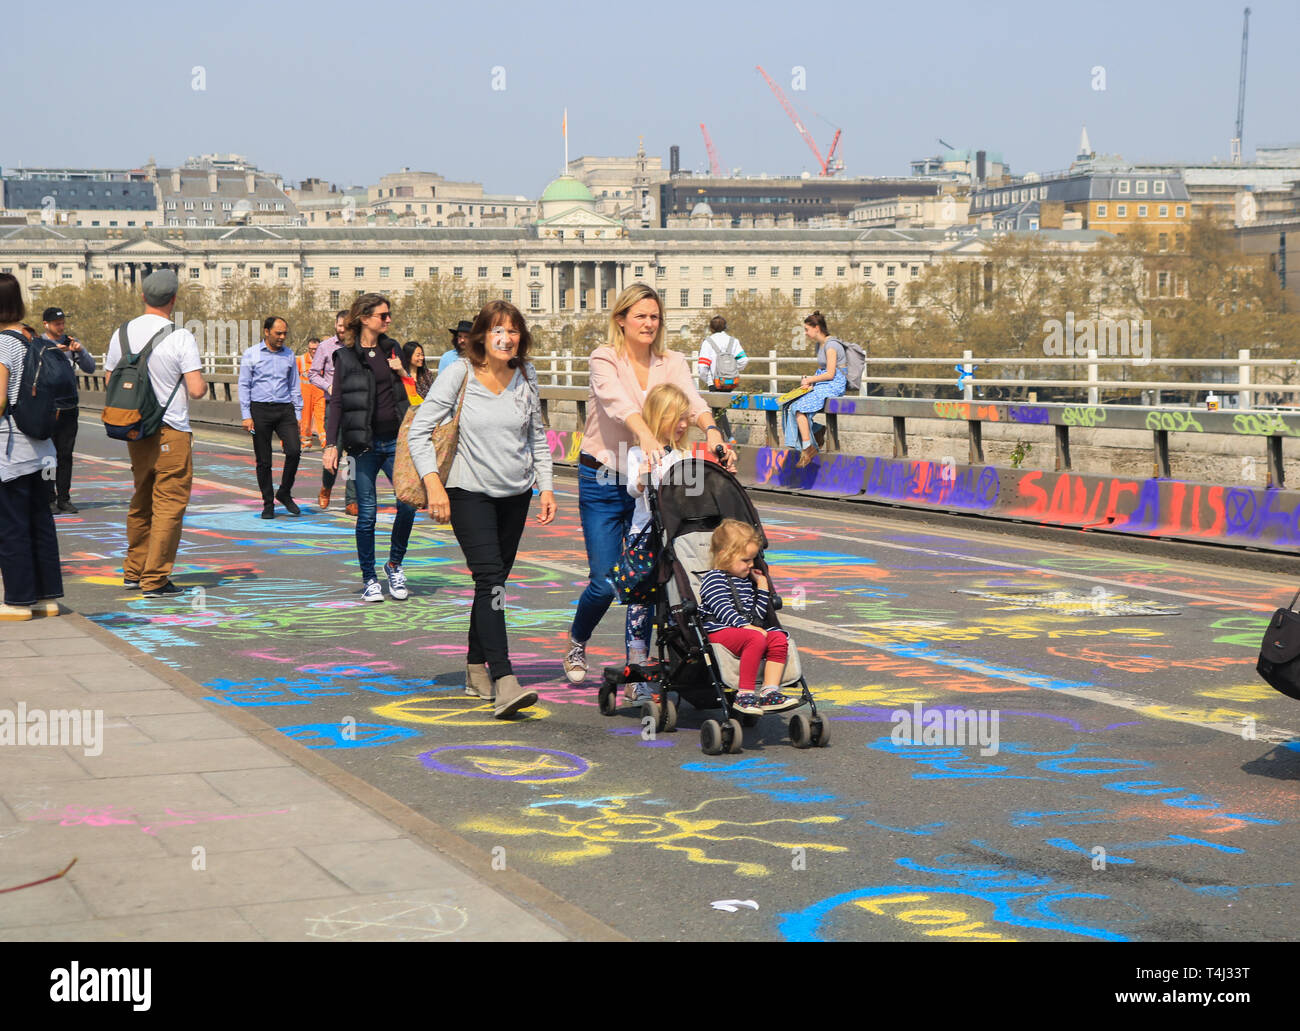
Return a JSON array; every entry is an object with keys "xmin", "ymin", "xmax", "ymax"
[{"xmin": 831, "ymin": 337, "xmax": 866, "ymax": 393}]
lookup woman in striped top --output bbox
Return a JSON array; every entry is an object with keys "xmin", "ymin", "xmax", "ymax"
[{"xmin": 697, "ymin": 519, "xmax": 797, "ymax": 715}]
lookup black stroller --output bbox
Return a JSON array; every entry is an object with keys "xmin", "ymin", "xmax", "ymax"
[{"xmin": 599, "ymin": 450, "xmax": 829, "ymax": 755}]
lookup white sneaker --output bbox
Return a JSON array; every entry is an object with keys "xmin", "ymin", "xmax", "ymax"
[
  {"xmin": 384, "ymin": 562, "xmax": 409, "ymax": 601},
  {"xmin": 362, "ymin": 579, "xmax": 384, "ymax": 603},
  {"xmin": 563, "ymin": 638, "xmax": 588, "ymax": 683}
]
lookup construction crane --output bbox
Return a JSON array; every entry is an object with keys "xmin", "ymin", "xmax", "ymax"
[
  {"xmin": 699, "ymin": 123, "xmax": 722, "ymax": 177},
  {"xmin": 1231, "ymin": 6, "xmax": 1251, "ymax": 164},
  {"xmin": 755, "ymin": 65, "xmax": 840, "ymax": 176}
]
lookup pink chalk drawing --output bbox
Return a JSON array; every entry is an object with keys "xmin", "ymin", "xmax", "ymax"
[{"xmin": 26, "ymin": 804, "xmax": 291, "ymax": 836}]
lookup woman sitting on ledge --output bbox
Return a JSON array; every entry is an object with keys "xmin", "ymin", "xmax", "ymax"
[{"xmin": 781, "ymin": 310, "xmax": 845, "ymax": 468}]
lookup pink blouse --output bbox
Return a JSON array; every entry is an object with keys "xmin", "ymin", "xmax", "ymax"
[{"xmin": 582, "ymin": 345, "xmax": 711, "ymax": 474}]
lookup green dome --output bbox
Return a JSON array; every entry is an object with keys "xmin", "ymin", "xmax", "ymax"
[{"xmin": 540, "ymin": 176, "xmax": 595, "ymax": 204}]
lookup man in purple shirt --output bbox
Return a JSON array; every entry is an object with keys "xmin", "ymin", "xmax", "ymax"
[
  {"xmin": 309, "ymin": 310, "xmax": 355, "ymax": 513},
  {"xmin": 239, "ymin": 316, "xmax": 302, "ymax": 519}
]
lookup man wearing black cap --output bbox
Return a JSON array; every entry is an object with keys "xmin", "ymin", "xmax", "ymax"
[
  {"xmin": 41, "ymin": 307, "xmax": 96, "ymax": 514},
  {"xmin": 437, "ymin": 319, "xmax": 473, "ymax": 373}
]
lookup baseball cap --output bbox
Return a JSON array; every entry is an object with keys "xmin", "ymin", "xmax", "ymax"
[{"xmin": 42, "ymin": 307, "xmax": 65, "ymax": 322}]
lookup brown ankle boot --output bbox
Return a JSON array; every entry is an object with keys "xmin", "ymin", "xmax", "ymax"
[{"xmin": 795, "ymin": 445, "xmax": 818, "ymax": 468}]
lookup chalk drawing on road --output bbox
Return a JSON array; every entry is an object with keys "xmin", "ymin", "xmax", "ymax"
[
  {"xmin": 305, "ymin": 898, "xmax": 469, "ymax": 941},
  {"xmin": 420, "ymin": 744, "xmax": 591, "ymax": 783},
  {"xmin": 279, "ymin": 722, "xmax": 421, "ymax": 749},
  {"xmin": 374, "ymin": 696, "xmax": 551, "ymax": 727},
  {"xmin": 955, "ymin": 588, "xmax": 1180, "ymax": 617},
  {"xmin": 460, "ymin": 794, "xmax": 847, "ymax": 877},
  {"xmin": 25, "ymin": 803, "xmax": 290, "ymax": 836}
]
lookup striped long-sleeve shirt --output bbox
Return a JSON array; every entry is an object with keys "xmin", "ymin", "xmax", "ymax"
[{"xmin": 698, "ymin": 569, "xmax": 770, "ymax": 633}]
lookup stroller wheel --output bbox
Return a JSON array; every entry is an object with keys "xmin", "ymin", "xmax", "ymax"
[
  {"xmin": 724, "ymin": 718, "xmax": 744, "ymax": 754},
  {"xmin": 811, "ymin": 715, "xmax": 830, "ymax": 748},
  {"xmin": 598, "ymin": 684, "xmax": 618, "ymax": 716},
  {"xmin": 700, "ymin": 719, "xmax": 724, "ymax": 755},
  {"xmin": 789, "ymin": 712, "xmax": 813, "ymax": 749},
  {"xmin": 657, "ymin": 696, "xmax": 678, "ymax": 734}
]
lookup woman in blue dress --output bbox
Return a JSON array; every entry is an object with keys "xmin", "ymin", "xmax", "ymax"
[{"xmin": 782, "ymin": 310, "xmax": 846, "ymax": 468}]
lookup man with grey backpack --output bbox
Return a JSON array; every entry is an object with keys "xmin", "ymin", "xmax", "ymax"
[
  {"xmin": 697, "ymin": 316, "xmax": 748, "ymax": 392},
  {"xmin": 103, "ymin": 270, "xmax": 206, "ymax": 597}
]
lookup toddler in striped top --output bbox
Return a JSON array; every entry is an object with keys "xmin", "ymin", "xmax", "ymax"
[{"xmin": 697, "ymin": 518, "xmax": 797, "ymax": 715}]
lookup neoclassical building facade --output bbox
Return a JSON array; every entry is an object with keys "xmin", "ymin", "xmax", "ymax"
[{"xmin": 0, "ymin": 174, "xmax": 1109, "ymax": 337}]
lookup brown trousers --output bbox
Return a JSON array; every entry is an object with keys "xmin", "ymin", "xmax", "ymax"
[{"xmin": 125, "ymin": 426, "xmax": 194, "ymax": 590}]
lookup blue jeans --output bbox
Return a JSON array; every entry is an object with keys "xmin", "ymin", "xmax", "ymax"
[
  {"xmin": 351, "ymin": 435, "xmax": 417, "ymax": 582},
  {"xmin": 571, "ymin": 462, "xmax": 645, "ymax": 652}
]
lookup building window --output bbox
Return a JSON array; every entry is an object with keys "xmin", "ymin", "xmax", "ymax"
[
  {"xmin": 184, "ymin": 200, "xmax": 194, "ymax": 210},
  {"xmin": 1154, "ymin": 180, "xmax": 1166, "ymax": 194},
  {"xmin": 634, "ymin": 265, "xmax": 644, "ymax": 277},
  {"xmin": 885, "ymin": 265, "xmax": 894, "ymax": 277},
  {"xmin": 813, "ymin": 266, "xmax": 823, "ymax": 278},
  {"xmin": 453, "ymin": 267, "xmax": 463, "ymax": 278},
  {"xmin": 1175, "ymin": 205, "xmax": 1186, "ymax": 217},
  {"xmin": 726, "ymin": 288, "xmax": 735, "ymax": 302},
  {"xmin": 747, "ymin": 266, "xmax": 757, "ymax": 277},
  {"xmin": 1158, "ymin": 205, "xmax": 1168, "ymax": 218},
  {"xmin": 403, "ymin": 267, "xmax": 414, "ymax": 279},
  {"xmin": 680, "ymin": 266, "xmax": 690, "ymax": 276},
  {"xmin": 278, "ymin": 267, "xmax": 288, "ymax": 279},
  {"xmin": 863, "ymin": 266, "xmax": 872, "ymax": 277},
  {"xmin": 189, "ymin": 267, "xmax": 201, "ymax": 280},
  {"xmin": 379, "ymin": 267, "xmax": 390, "ymax": 278},
  {"xmin": 503, "ymin": 289, "xmax": 512, "ymax": 302},
  {"xmin": 679, "ymin": 289, "xmax": 690, "ymax": 307},
  {"xmin": 702, "ymin": 266, "xmax": 712, "ymax": 277},
  {"xmin": 437, "ymin": 204, "xmax": 442, "ymax": 213},
  {"xmin": 1138, "ymin": 205, "xmax": 1148, "ymax": 217},
  {"xmin": 221, "ymin": 267, "xmax": 232, "ymax": 280},
  {"xmin": 329, "ymin": 290, "xmax": 340, "ymax": 307},
  {"xmin": 792, "ymin": 266, "xmax": 802, "ymax": 277},
  {"xmin": 656, "ymin": 266, "xmax": 666, "ymax": 277},
  {"xmin": 429, "ymin": 267, "xmax": 438, "ymax": 277},
  {"xmin": 1096, "ymin": 204, "xmax": 1107, "ymax": 218},
  {"xmin": 303, "ymin": 266, "xmax": 314, "ymax": 278},
  {"xmin": 792, "ymin": 288, "xmax": 802, "ymax": 305},
  {"xmin": 748, "ymin": 288, "xmax": 757, "ymax": 297},
  {"xmin": 887, "ymin": 285, "xmax": 896, "ymax": 305},
  {"xmin": 478, "ymin": 266, "xmax": 488, "ymax": 278},
  {"xmin": 1158, "ymin": 233, "xmax": 1169, "ymax": 251},
  {"xmin": 910, "ymin": 266, "xmax": 919, "ymax": 278},
  {"xmin": 838, "ymin": 267, "xmax": 847, "ymax": 277},
  {"xmin": 329, "ymin": 267, "xmax": 339, "ymax": 278},
  {"xmin": 770, "ymin": 266, "xmax": 779, "ymax": 277},
  {"xmin": 477, "ymin": 289, "xmax": 488, "ymax": 305},
  {"xmin": 1118, "ymin": 180, "xmax": 1130, "ymax": 194},
  {"xmin": 166, "ymin": 200, "xmax": 176, "ymax": 210},
  {"xmin": 250, "ymin": 266, "xmax": 261, "ymax": 279},
  {"xmin": 1136, "ymin": 180, "xmax": 1148, "ymax": 194},
  {"xmin": 702, "ymin": 289, "xmax": 712, "ymax": 307},
  {"xmin": 529, "ymin": 265, "xmax": 540, "ymax": 277},
  {"xmin": 1116, "ymin": 205, "xmax": 1127, "ymax": 217},
  {"xmin": 529, "ymin": 288, "xmax": 541, "ymax": 308},
  {"xmin": 1157, "ymin": 271, "xmax": 1169, "ymax": 294},
  {"xmin": 61, "ymin": 269, "xmax": 73, "ymax": 280},
  {"xmin": 501, "ymin": 266, "xmax": 511, "ymax": 278},
  {"xmin": 725, "ymin": 266, "xmax": 735, "ymax": 277},
  {"xmin": 355, "ymin": 266, "xmax": 365, "ymax": 278},
  {"xmin": 184, "ymin": 218, "xmax": 194, "ymax": 227}
]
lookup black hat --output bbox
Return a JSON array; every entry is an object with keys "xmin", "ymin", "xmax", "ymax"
[
  {"xmin": 42, "ymin": 307, "xmax": 65, "ymax": 322},
  {"xmin": 448, "ymin": 320, "xmax": 473, "ymax": 338}
]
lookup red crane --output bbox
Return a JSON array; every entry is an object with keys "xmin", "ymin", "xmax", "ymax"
[
  {"xmin": 755, "ymin": 65, "xmax": 840, "ymax": 176},
  {"xmin": 699, "ymin": 123, "xmax": 722, "ymax": 177}
]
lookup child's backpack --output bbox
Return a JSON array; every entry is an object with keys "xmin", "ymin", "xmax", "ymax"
[
  {"xmin": 832, "ymin": 337, "xmax": 867, "ymax": 393},
  {"xmin": 102, "ymin": 321, "xmax": 183, "ymax": 441},
  {"xmin": 1, "ymin": 329, "xmax": 79, "ymax": 441}
]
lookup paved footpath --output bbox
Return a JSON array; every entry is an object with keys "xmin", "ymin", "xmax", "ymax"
[{"xmin": 0, "ymin": 611, "xmax": 621, "ymax": 941}]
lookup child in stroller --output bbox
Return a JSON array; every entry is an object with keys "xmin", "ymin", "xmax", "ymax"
[{"xmin": 698, "ymin": 518, "xmax": 800, "ymax": 715}]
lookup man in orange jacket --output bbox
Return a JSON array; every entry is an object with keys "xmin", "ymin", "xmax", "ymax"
[{"xmin": 297, "ymin": 337, "xmax": 325, "ymax": 450}]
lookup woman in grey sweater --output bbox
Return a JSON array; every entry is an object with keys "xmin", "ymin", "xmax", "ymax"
[{"xmin": 408, "ymin": 300, "xmax": 556, "ymax": 718}]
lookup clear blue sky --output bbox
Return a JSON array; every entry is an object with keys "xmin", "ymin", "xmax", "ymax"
[{"xmin": 11, "ymin": 0, "xmax": 1297, "ymax": 194}]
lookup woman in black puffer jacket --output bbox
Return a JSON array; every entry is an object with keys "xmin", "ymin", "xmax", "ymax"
[{"xmin": 322, "ymin": 293, "xmax": 417, "ymax": 604}]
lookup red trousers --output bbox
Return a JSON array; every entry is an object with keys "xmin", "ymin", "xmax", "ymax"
[{"xmin": 709, "ymin": 627, "xmax": 789, "ymax": 689}]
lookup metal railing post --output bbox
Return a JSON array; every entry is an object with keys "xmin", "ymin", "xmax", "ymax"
[
  {"xmin": 962, "ymin": 349, "xmax": 974, "ymax": 402},
  {"xmin": 769, "ymin": 349, "xmax": 777, "ymax": 394},
  {"xmin": 1238, "ymin": 349, "xmax": 1252, "ymax": 410},
  {"xmin": 1087, "ymin": 348, "xmax": 1099, "ymax": 406}
]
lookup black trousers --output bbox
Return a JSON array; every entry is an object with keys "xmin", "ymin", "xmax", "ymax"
[
  {"xmin": 49, "ymin": 406, "xmax": 79, "ymax": 505},
  {"xmin": 447, "ymin": 488, "xmax": 533, "ymax": 680},
  {"xmin": 250, "ymin": 402, "xmax": 301, "ymax": 503},
  {"xmin": 0, "ymin": 471, "xmax": 63, "ymax": 606}
]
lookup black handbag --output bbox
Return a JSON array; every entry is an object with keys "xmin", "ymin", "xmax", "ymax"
[{"xmin": 1256, "ymin": 589, "xmax": 1300, "ymax": 701}]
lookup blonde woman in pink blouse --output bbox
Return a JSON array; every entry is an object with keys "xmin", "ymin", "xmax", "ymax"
[{"xmin": 563, "ymin": 283, "xmax": 736, "ymax": 684}]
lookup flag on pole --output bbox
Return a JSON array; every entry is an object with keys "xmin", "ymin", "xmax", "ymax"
[{"xmin": 562, "ymin": 109, "xmax": 567, "ymax": 137}]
